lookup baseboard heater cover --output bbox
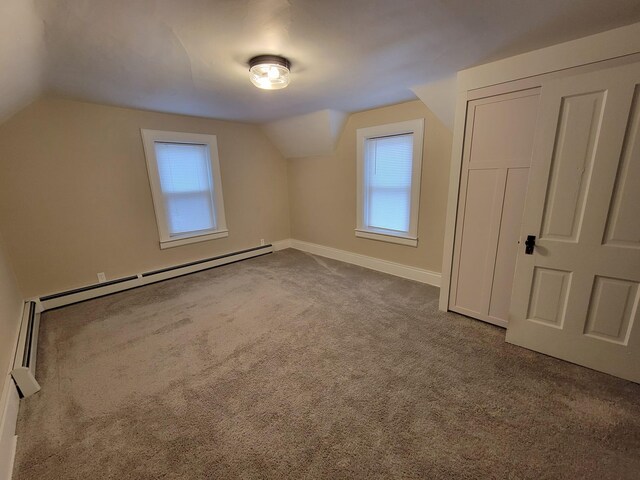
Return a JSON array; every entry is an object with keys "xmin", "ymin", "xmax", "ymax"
[
  {"xmin": 39, "ymin": 275, "xmax": 139, "ymax": 301},
  {"xmin": 11, "ymin": 301, "xmax": 41, "ymax": 398},
  {"xmin": 38, "ymin": 244, "xmax": 274, "ymax": 310},
  {"xmin": 142, "ymin": 245, "xmax": 271, "ymax": 277}
]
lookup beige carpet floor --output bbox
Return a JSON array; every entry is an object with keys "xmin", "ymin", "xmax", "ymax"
[{"xmin": 12, "ymin": 249, "xmax": 640, "ymax": 479}]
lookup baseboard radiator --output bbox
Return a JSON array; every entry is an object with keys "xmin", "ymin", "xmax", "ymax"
[
  {"xmin": 39, "ymin": 244, "xmax": 274, "ymax": 310},
  {"xmin": 11, "ymin": 301, "xmax": 41, "ymax": 398}
]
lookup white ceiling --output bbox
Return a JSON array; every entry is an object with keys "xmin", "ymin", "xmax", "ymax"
[{"xmin": 3, "ymin": 0, "xmax": 640, "ymax": 123}]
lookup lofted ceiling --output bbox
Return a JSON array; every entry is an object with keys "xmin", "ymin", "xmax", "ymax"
[{"xmin": 2, "ymin": 0, "xmax": 640, "ymax": 124}]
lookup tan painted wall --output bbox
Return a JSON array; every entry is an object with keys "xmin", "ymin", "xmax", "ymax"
[
  {"xmin": 0, "ymin": 230, "xmax": 23, "ymax": 409},
  {"xmin": 287, "ymin": 100, "xmax": 452, "ymax": 273},
  {"xmin": 0, "ymin": 98, "xmax": 291, "ymax": 298}
]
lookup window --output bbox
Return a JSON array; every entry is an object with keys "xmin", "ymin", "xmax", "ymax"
[
  {"xmin": 141, "ymin": 130, "xmax": 228, "ymax": 249},
  {"xmin": 356, "ymin": 119, "xmax": 424, "ymax": 247}
]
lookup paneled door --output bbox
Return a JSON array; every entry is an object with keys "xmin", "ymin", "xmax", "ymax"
[
  {"xmin": 506, "ymin": 62, "xmax": 640, "ymax": 383},
  {"xmin": 450, "ymin": 89, "xmax": 540, "ymax": 327}
]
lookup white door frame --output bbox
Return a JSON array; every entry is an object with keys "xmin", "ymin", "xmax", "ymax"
[{"xmin": 439, "ymin": 22, "xmax": 640, "ymax": 312}]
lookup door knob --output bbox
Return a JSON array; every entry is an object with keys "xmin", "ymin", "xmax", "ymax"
[{"xmin": 525, "ymin": 235, "xmax": 536, "ymax": 255}]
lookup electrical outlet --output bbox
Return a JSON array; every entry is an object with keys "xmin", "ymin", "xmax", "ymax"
[
  {"xmin": 97, "ymin": 272, "xmax": 106, "ymax": 283},
  {"xmin": 260, "ymin": 239, "xmax": 265, "ymax": 246}
]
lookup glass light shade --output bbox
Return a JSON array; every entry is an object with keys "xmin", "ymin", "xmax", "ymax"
[{"xmin": 248, "ymin": 56, "xmax": 291, "ymax": 90}]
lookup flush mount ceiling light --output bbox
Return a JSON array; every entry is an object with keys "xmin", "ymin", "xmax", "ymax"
[{"xmin": 248, "ymin": 55, "xmax": 291, "ymax": 90}]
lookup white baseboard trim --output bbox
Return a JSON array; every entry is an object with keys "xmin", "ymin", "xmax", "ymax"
[
  {"xmin": 272, "ymin": 239, "xmax": 292, "ymax": 251},
  {"xmin": 286, "ymin": 239, "xmax": 441, "ymax": 287},
  {"xmin": 0, "ymin": 375, "xmax": 19, "ymax": 480},
  {"xmin": 38, "ymin": 244, "xmax": 275, "ymax": 311}
]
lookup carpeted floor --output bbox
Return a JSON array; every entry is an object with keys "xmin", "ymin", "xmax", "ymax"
[{"xmin": 12, "ymin": 249, "xmax": 640, "ymax": 479}]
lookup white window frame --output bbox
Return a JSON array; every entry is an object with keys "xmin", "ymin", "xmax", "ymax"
[
  {"xmin": 141, "ymin": 129, "xmax": 228, "ymax": 249},
  {"xmin": 356, "ymin": 118, "xmax": 424, "ymax": 247}
]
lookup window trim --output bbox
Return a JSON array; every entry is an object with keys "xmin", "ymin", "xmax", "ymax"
[
  {"xmin": 356, "ymin": 118, "xmax": 424, "ymax": 247},
  {"xmin": 141, "ymin": 129, "xmax": 228, "ymax": 249}
]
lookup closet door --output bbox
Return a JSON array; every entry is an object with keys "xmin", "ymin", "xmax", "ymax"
[
  {"xmin": 506, "ymin": 61, "xmax": 640, "ymax": 383},
  {"xmin": 450, "ymin": 89, "xmax": 540, "ymax": 327}
]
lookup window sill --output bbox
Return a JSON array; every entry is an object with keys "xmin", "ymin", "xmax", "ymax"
[
  {"xmin": 355, "ymin": 228, "xmax": 417, "ymax": 247},
  {"xmin": 160, "ymin": 230, "xmax": 229, "ymax": 249}
]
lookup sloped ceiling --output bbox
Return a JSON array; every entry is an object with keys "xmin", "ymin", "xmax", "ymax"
[
  {"xmin": 262, "ymin": 109, "xmax": 347, "ymax": 158},
  {"xmin": 411, "ymin": 76, "xmax": 457, "ymax": 131},
  {"xmin": 2, "ymin": 0, "xmax": 640, "ymax": 126}
]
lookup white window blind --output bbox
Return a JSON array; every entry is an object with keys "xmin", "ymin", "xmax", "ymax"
[
  {"xmin": 364, "ymin": 133, "xmax": 414, "ymax": 233},
  {"xmin": 154, "ymin": 142, "xmax": 216, "ymax": 236}
]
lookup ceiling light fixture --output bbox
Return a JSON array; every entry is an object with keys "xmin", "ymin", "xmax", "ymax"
[{"xmin": 248, "ymin": 55, "xmax": 291, "ymax": 90}]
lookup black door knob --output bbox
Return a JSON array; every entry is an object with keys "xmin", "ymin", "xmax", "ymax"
[{"xmin": 525, "ymin": 235, "xmax": 536, "ymax": 255}]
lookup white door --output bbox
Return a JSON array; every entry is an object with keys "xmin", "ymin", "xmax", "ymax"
[
  {"xmin": 506, "ymin": 62, "xmax": 640, "ymax": 383},
  {"xmin": 450, "ymin": 89, "xmax": 540, "ymax": 327}
]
